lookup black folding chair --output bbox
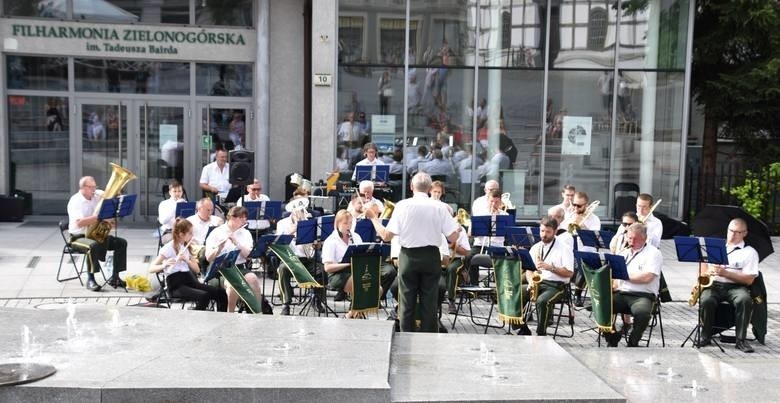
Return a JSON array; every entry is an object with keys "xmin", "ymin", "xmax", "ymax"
[{"xmin": 56, "ymin": 221, "xmax": 85, "ymax": 285}]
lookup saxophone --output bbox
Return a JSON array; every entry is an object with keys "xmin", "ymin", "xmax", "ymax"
[
  {"xmin": 86, "ymin": 163, "xmax": 137, "ymax": 243},
  {"xmin": 530, "ymin": 245, "xmax": 543, "ymax": 302},
  {"xmin": 687, "ymin": 273, "xmax": 714, "ymax": 306}
]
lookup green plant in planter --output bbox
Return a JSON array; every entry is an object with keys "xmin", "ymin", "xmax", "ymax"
[{"xmin": 724, "ymin": 162, "xmax": 780, "ymax": 219}]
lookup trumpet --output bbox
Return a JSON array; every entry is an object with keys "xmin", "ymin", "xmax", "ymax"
[
  {"xmin": 638, "ymin": 199, "xmax": 662, "ymax": 224},
  {"xmin": 567, "ymin": 200, "xmax": 600, "ymax": 234}
]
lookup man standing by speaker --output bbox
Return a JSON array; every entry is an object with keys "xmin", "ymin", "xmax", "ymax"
[{"xmin": 199, "ymin": 149, "xmax": 231, "ymax": 200}]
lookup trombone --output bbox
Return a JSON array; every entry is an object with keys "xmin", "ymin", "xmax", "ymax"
[
  {"xmin": 567, "ymin": 200, "xmax": 600, "ymax": 234},
  {"xmin": 638, "ymin": 199, "xmax": 662, "ymax": 224}
]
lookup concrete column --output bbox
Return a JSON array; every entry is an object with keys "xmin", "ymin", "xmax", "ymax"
[
  {"xmin": 485, "ymin": 4, "xmax": 503, "ymax": 180},
  {"xmin": 256, "ymin": 0, "xmax": 271, "ymax": 195},
  {"xmin": 639, "ymin": 1, "xmax": 660, "ymax": 193},
  {"xmin": 310, "ymin": 0, "xmax": 338, "ymax": 186}
]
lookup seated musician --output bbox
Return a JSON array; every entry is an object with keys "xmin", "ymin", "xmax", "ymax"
[
  {"xmin": 321, "ymin": 210, "xmax": 364, "ymax": 318},
  {"xmin": 158, "ymin": 179, "xmax": 187, "ymax": 244},
  {"xmin": 186, "ymin": 198, "xmax": 224, "ymax": 271},
  {"xmin": 467, "ymin": 188, "xmax": 507, "ymax": 286},
  {"xmin": 352, "ymin": 142, "xmax": 386, "ymax": 182},
  {"xmin": 67, "ymin": 176, "xmax": 128, "ymax": 291},
  {"xmin": 604, "ymin": 223, "xmax": 662, "ymax": 347},
  {"xmin": 347, "ymin": 180, "xmax": 385, "ymax": 218},
  {"xmin": 275, "ymin": 196, "xmax": 325, "ymax": 316},
  {"xmin": 236, "ymin": 178, "xmax": 272, "ymax": 237},
  {"xmin": 198, "ymin": 149, "xmax": 231, "ymax": 200},
  {"xmin": 520, "ymin": 216, "xmax": 574, "ymax": 336},
  {"xmin": 149, "ymin": 218, "xmax": 227, "ymax": 312},
  {"xmin": 560, "ymin": 191, "xmax": 602, "ymax": 306},
  {"xmin": 441, "ymin": 222, "xmax": 471, "ymax": 315},
  {"xmin": 205, "ymin": 206, "xmax": 267, "ymax": 314},
  {"xmin": 697, "ymin": 218, "xmax": 758, "ymax": 353},
  {"xmin": 610, "ymin": 211, "xmax": 639, "ymax": 332}
]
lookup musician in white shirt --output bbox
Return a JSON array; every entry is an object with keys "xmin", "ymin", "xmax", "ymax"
[
  {"xmin": 636, "ymin": 193, "xmax": 662, "ymax": 248},
  {"xmin": 352, "ymin": 143, "xmax": 386, "ymax": 181},
  {"xmin": 560, "ymin": 191, "xmax": 601, "ymax": 306},
  {"xmin": 468, "ymin": 188, "xmax": 507, "ymax": 285},
  {"xmin": 198, "ymin": 149, "xmax": 231, "ymax": 199},
  {"xmin": 157, "ymin": 179, "xmax": 187, "ymax": 244},
  {"xmin": 236, "ymin": 179, "xmax": 272, "ymax": 235},
  {"xmin": 322, "ymin": 210, "xmax": 365, "ymax": 318}
]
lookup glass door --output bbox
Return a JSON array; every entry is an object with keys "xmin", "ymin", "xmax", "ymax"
[
  {"xmin": 76, "ymin": 101, "xmax": 128, "ymax": 193},
  {"xmin": 197, "ymin": 103, "xmax": 251, "ymax": 173},
  {"xmin": 137, "ymin": 102, "xmax": 188, "ymax": 219}
]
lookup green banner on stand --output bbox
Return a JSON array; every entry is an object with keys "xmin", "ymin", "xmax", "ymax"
[
  {"xmin": 494, "ymin": 257, "xmax": 524, "ymax": 325},
  {"xmin": 350, "ymin": 254, "xmax": 381, "ymax": 314},
  {"xmin": 582, "ymin": 262, "xmax": 614, "ymax": 333},
  {"xmin": 219, "ymin": 265, "xmax": 262, "ymax": 314},
  {"xmin": 269, "ymin": 244, "xmax": 321, "ymax": 289}
]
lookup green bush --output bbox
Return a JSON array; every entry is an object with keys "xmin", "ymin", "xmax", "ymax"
[{"xmin": 724, "ymin": 162, "xmax": 780, "ymax": 219}]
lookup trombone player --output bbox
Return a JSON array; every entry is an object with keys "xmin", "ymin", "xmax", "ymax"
[
  {"xmin": 521, "ymin": 216, "xmax": 574, "ymax": 336},
  {"xmin": 347, "ymin": 180, "xmax": 385, "ymax": 218},
  {"xmin": 636, "ymin": 193, "xmax": 662, "ymax": 248},
  {"xmin": 67, "ymin": 176, "xmax": 128, "ymax": 291},
  {"xmin": 697, "ymin": 218, "xmax": 759, "ymax": 353},
  {"xmin": 560, "ymin": 191, "xmax": 601, "ymax": 306}
]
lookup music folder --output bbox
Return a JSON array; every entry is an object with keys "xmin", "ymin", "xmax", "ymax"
[
  {"xmin": 602, "ymin": 253, "xmax": 631, "ymax": 280},
  {"xmin": 296, "ymin": 214, "xmax": 335, "ymax": 244},
  {"xmin": 578, "ymin": 229, "xmax": 615, "ymax": 250},
  {"xmin": 673, "ymin": 236, "xmax": 728, "ymax": 265},
  {"xmin": 250, "ymin": 234, "xmax": 294, "ymax": 258},
  {"xmin": 175, "ymin": 201, "xmax": 196, "ymax": 219},
  {"xmin": 575, "ymin": 251, "xmax": 604, "ymax": 271},
  {"xmin": 355, "ymin": 165, "xmax": 390, "ymax": 183},
  {"xmin": 203, "ymin": 249, "xmax": 240, "ymax": 283},
  {"xmin": 244, "ymin": 200, "xmax": 283, "ymax": 221},
  {"xmin": 471, "ymin": 214, "xmax": 513, "ymax": 237},
  {"xmin": 505, "ymin": 226, "xmax": 540, "ymax": 248},
  {"xmin": 340, "ymin": 243, "xmax": 391, "ymax": 263},
  {"xmin": 98, "ymin": 194, "xmax": 137, "ymax": 220},
  {"xmin": 488, "ymin": 246, "xmax": 536, "ymax": 271}
]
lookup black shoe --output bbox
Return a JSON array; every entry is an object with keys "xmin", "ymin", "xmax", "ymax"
[
  {"xmin": 334, "ymin": 290, "xmax": 347, "ymax": 302},
  {"xmin": 695, "ymin": 338, "xmax": 712, "ymax": 348},
  {"xmin": 86, "ymin": 279, "xmax": 101, "ymax": 292},
  {"xmin": 315, "ymin": 301, "xmax": 326, "ymax": 314},
  {"xmin": 736, "ymin": 340, "xmax": 755, "ymax": 353},
  {"xmin": 261, "ymin": 297, "xmax": 273, "ymax": 315},
  {"xmin": 574, "ymin": 295, "xmax": 584, "ymax": 307},
  {"xmin": 447, "ymin": 301, "xmax": 457, "ymax": 315},
  {"xmin": 604, "ymin": 331, "xmax": 621, "ymax": 347},
  {"xmin": 108, "ymin": 277, "xmax": 126, "ymax": 288},
  {"xmin": 516, "ymin": 325, "xmax": 532, "ymax": 336},
  {"xmin": 280, "ymin": 305, "xmax": 291, "ymax": 316},
  {"xmin": 438, "ymin": 322, "xmax": 448, "ymax": 333}
]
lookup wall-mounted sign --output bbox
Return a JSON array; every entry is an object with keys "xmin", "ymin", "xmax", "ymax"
[
  {"xmin": 562, "ymin": 116, "xmax": 592, "ymax": 156},
  {"xmin": 0, "ymin": 18, "xmax": 256, "ymax": 62},
  {"xmin": 371, "ymin": 115, "xmax": 395, "ymax": 134},
  {"xmin": 313, "ymin": 73, "xmax": 332, "ymax": 86}
]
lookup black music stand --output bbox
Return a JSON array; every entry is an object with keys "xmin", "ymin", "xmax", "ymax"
[
  {"xmin": 97, "ymin": 194, "xmax": 136, "ymax": 291},
  {"xmin": 356, "ymin": 165, "xmax": 390, "ymax": 183},
  {"xmin": 578, "ymin": 229, "xmax": 615, "ymax": 251},
  {"xmin": 296, "ymin": 215, "xmax": 337, "ymax": 317},
  {"xmin": 601, "ymin": 253, "xmax": 632, "ymax": 281},
  {"xmin": 487, "ymin": 246, "xmax": 536, "ymax": 271},
  {"xmin": 354, "ymin": 218, "xmax": 389, "ymax": 242},
  {"xmin": 505, "ymin": 226, "xmax": 540, "ymax": 248},
  {"xmin": 675, "ymin": 236, "xmax": 728, "ymax": 351},
  {"xmin": 244, "ymin": 200, "xmax": 283, "ymax": 239},
  {"xmin": 203, "ymin": 249, "xmax": 240, "ymax": 284},
  {"xmin": 472, "ymin": 215, "xmax": 512, "ymax": 252},
  {"xmin": 174, "ymin": 201, "xmax": 196, "ymax": 219}
]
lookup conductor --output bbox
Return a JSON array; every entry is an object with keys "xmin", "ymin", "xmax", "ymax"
[{"xmin": 366, "ymin": 172, "xmax": 460, "ymax": 333}]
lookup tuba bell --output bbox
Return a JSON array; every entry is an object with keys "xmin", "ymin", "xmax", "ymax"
[
  {"xmin": 86, "ymin": 163, "xmax": 137, "ymax": 243},
  {"xmin": 379, "ymin": 199, "xmax": 395, "ymax": 219},
  {"xmin": 456, "ymin": 208, "xmax": 471, "ymax": 229}
]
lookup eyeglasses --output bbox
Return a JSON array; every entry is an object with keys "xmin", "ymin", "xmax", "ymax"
[
  {"xmin": 250, "ymin": 188, "xmax": 261, "ymax": 192},
  {"xmin": 572, "ymin": 203, "xmax": 584, "ymax": 208},
  {"xmin": 728, "ymin": 229, "xmax": 746, "ymax": 234},
  {"xmin": 621, "ymin": 222, "xmax": 633, "ymax": 227}
]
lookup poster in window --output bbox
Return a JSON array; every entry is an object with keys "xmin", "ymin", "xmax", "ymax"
[{"xmin": 561, "ymin": 116, "xmax": 592, "ymax": 156}]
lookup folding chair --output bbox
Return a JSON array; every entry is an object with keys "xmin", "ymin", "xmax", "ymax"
[
  {"xmin": 153, "ymin": 271, "xmax": 192, "ymax": 310},
  {"xmin": 57, "ymin": 221, "xmax": 85, "ymax": 285},
  {"xmin": 522, "ymin": 282, "xmax": 575, "ymax": 338}
]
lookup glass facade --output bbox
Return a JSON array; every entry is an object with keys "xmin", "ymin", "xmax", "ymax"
[
  {"xmin": 74, "ymin": 59, "xmax": 190, "ymax": 95},
  {"xmin": 337, "ymin": 0, "xmax": 690, "ymax": 220}
]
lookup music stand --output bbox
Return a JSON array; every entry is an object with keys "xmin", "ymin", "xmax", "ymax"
[
  {"xmin": 675, "ymin": 236, "xmax": 728, "ymax": 351},
  {"xmin": 505, "ymin": 226, "xmax": 540, "ymax": 248},
  {"xmin": 203, "ymin": 249, "xmax": 240, "ymax": 284},
  {"xmin": 295, "ymin": 215, "xmax": 338, "ymax": 317},
  {"xmin": 174, "ymin": 201, "xmax": 196, "ymax": 219},
  {"xmin": 251, "ymin": 234, "xmax": 294, "ymax": 259},
  {"xmin": 341, "ymin": 243, "xmax": 391, "ymax": 263},
  {"xmin": 578, "ymin": 229, "xmax": 615, "ymax": 251},
  {"xmin": 244, "ymin": 200, "xmax": 283, "ymax": 242},
  {"xmin": 601, "ymin": 253, "xmax": 631, "ymax": 280},
  {"xmin": 574, "ymin": 251, "xmax": 604, "ymax": 273},
  {"xmin": 472, "ymin": 215, "xmax": 513, "ymax": 252},
  {"xmin": 355, "ymin": 165, "xmax": 390, "ymax": 183},
  {"xmin": 97, "ymin": 195, "xmax": 136, "ymax": 291}
]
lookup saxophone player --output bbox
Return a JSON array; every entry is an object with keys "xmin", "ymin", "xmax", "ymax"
[
  {"xmin": 697, "ymin": 218, "xmax": 759, "ymax": 353},
  {"xmin": 67, "ymin": 176, "xmax": 128, "ymax": 291},
  {"xmin": 560, "ymin": 191, "xmax": 601, "ymax": 306},
  {"xmin": 636, "ymin": 193, "xmax": 662, "ymax": 248},
  {"xmin": 521, "ymin": 216, "xmax": 574, "ymax": 336}
]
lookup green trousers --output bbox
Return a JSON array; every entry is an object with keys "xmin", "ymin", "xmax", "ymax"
[{"xmin": 398, "ymin": 246, "xmax": 440, "ymax": 333}]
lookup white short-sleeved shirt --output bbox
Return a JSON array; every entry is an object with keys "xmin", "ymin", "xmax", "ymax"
[
  {"xmin": 158, "ymin": 197, "xmax": 186, "ymax": 232},
  {"xmin": 321, "ymin": 229, "xmax": 364, "ymax": 264},
  {"xmin": 529, "ymin": 236, "xmax": 575, "ymax": 283},
  {"xmin": 616, "ymin": 244, "xmax": 663, "ymax": 294},
  {"xmin": 186, "ymin": 214, "xmax": 223, "ymax": 245},
  {"xmin": 386, "ymin": 192, "xmax": 459, "ymax": 249},
  {"xmin": 715, "ymin": 241, "xmax": 759, "ymax": 284},
  {"xmin": 205, "ymin": 224, "xmax": 254, "ymax": 265},
  {"xmin": 237, "ymin": 193, "xmax": 271, "ymax": 230},
  {"xmin": 642, "ymin": 214, "xmax": 663, "ymax": 249},
  {"xmin": 67, "ymin": 191, "xmax": 99, "ymax": 234},
  {"xmin": 561, "ymin": 214, "xmax": 601, "ymax": 252},
  {"xmin": 159, "ymin": 242, "xmax": 192, "ymax": 276},
  {"xmin": 276, "ymin": 216, "xmax": 312, "ymax": 258},
  {"xmin": 199, "ymin": 161, "xmax": 231, "ymax": 198}
]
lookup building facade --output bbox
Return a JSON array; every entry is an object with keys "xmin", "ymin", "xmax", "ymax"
[{"xmin": 1, "ymin": 0, "xmax": 693, "ymax": 222}]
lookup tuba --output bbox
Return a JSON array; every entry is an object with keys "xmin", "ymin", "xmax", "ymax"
[
  {"xmin": 86, "ymin": 163, "xmax": 137, "ymax": 243},
  {"xmin": 567, "ymin": 200, "xmax": 600, "ymax": 234},
  {"xmin": 379, "ymin": 199, "xmax": 395, "ymax": 219}
]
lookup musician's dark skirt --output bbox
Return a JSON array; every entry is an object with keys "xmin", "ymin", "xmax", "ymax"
[
  {"xmin": 328, "ymin": 270, "xmax": 351, "ymax": 291},
  {"xmin": 167, "ymin": 270, "xmax": 227, "ymax": 311}
]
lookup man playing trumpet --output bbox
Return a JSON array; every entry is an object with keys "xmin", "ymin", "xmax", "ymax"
[
  {"xmin": 697, "ymin": 218, "xmax": 759, "ymax": 353},
  {"xmin": 522, "ymin": 216, "xmax": 574, "ymax": 336},
  {"xmin": 604, "ymin": 223, "xmax": 663, "ymax": 347}
]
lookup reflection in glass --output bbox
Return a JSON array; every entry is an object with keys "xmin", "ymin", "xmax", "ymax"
[
  {"xmin": 3, "ymin": 0, "xmax": 64, "ymax": 18},
  {"xmin": 553, "ymin": 0, "xmax": 617, "ymax": 69},
  {"xmin": 619, "ymin": 0, "xmax": 690, "ymax": 70},
  {"xmin": 71, "ymin": 0, "xmax": 139, "ymax": 22},
  {"xmin": 8, "ymin": 96, "xmax": 69, "ymax": 214},
  {"xmin": 196, "ymin": 64, "xmax": 253, "ymax": 97},
  {"xmin": 411, "ymin": 0, "xmax": 475, "ymax": 68},
  {"xmin": 338, "ymin": 16, "xmax": 364, "ymax": 63},
  {"xmin": 6, "ymin": 56, "xmax": 68, "ymax": 91},
  {"xmin": 544, "ymin": 70, "xmax": 611, "ymax": 215},
  {"xmin": 75, "ymin": 59, "xmax": 189, "ymax": 94},
  {"xmin": 81, "ymin": 103, "xmax": 127, "ymax": 193},
  {"xmin": 196, "ymin": 0, "xmax": 254, "ymax": 27},
  {"xmin": 202, "ymin": 108, "xmax": 247, "ymax": 154},
  {"xmin": 140, "ymin": 106, "xmax": 184, "ymax": 216},
  {"xmin": 340, "ymin": 0, "xmax": 406, "ymax": 65},
  {"xmin": 98, "ymin": 0, "xmax": 189, "ymax": 24},
  {"xmin": 477, "ymin": 0, "xmax": 543, "ymax": 68}
]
